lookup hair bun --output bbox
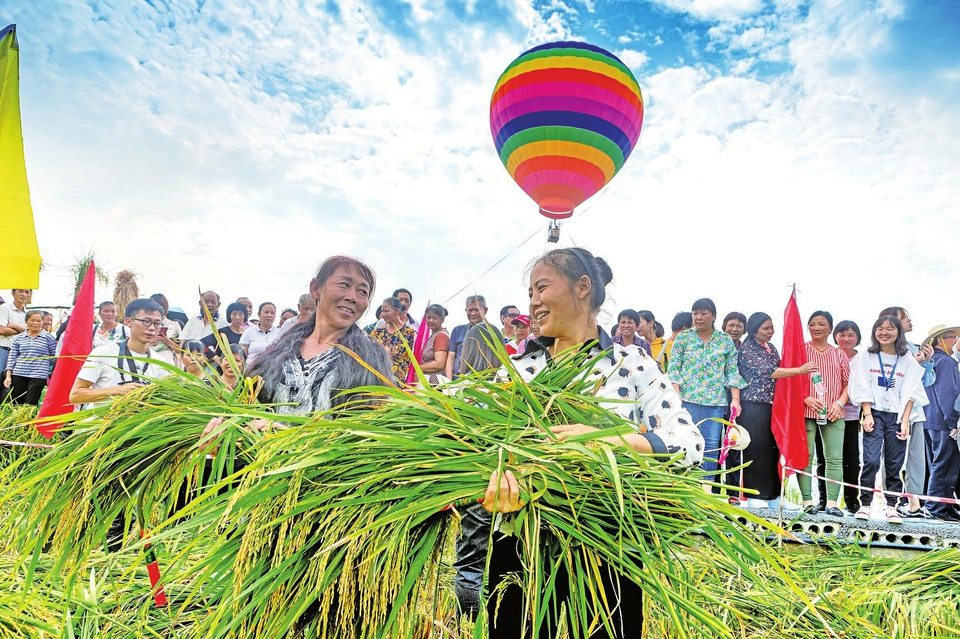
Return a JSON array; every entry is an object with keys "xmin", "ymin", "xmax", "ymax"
[{"xmin": 593, "ymin": 256, "xmax": 613, "ymax": 286}]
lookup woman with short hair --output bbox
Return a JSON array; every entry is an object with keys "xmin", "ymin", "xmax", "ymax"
[
  {"xmin": 278, "ymin": 309, "xmax": 297, "ymax": 328},
  {"xmin": 202, "ymin": 256, "xmax": 392, "ymax": 436},
  {"xmin": 833, "ymin": 320, "xmax": 863, "ymax": 514},
  {"xmin": 180, "ymin": 340, "xmax": 208, "ymax": 378},
  {"xmin": 668, "ymin": 298, "xmax": 746, "ymax": 484},
  {"xmin": 371, "ymin": 297, "xmax": 417, "ymax": 382},
  {"xmin": 613, "ymin": 309, "xmax": 652, "ymax": 355},
  {"xmin": 240, "ymin": 302, "xmax": 279, "ymax": 366},
  {"xmin": 722, "ymin": 312, "xmax": 747, "ymax": 350},
  {"xmin": 202, "ymin": 302, "xmax": 248, "ymax": 359},
  {"xmin": 92, "ymin": 301, "xmax": 129, "ymax": 349},
  {"xmin": 3, "ymin": 310, "xmax": 56, "ymax": 405},
  {"xmin": 419, "ymin": 304, "xmax": 450, "ymax": 385}
]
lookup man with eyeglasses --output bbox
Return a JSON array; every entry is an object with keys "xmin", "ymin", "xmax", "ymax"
[
  {"xmin": 69, "ymin": 299, "xmax": 170, "ymax": 409},
  {"xmin": 499, "ymin": 305, "xmax": 520, "ymax": 341},
  {"xmin": 919, "ymin": 324, "xmax": 960, "ymax": 522}
]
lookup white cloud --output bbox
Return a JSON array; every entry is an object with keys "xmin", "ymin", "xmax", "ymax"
[
  {"xmin": 615, "ymin": 48, "xmax": 649, "ymax": 72},
  {"xmin": 647, "ymin": 0, "xmax": 765, "ymax": 22},
  {"xmin": 8, "ymin": 0, "xmax": 960, "ymax": 338}
]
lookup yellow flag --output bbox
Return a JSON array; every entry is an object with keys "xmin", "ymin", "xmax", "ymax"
[{"xmin": 0, "ymin": 24, "xmax": 41, "ymax": 288}]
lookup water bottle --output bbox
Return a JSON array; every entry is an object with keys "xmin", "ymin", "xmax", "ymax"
[{"xmin": 812, "ymin": 373, "xmax": 828, "ymax": 426}]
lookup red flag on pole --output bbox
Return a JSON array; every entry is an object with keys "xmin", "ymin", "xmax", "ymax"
[
  {"xmin": 35, "ymin": 261, "xmax": 96, "ymax": 438},
  {"xmin": 405, "ymin": 312, "xmax": 430, "ymax": 385},
  {"xmin": 771, "ymin": 288, "xmax": 809, "ymax": 477}
]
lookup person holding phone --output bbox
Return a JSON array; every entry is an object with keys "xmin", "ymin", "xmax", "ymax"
[{"xmin": 149, "ymin": 293, "xmax": 181, "ymax": 365}]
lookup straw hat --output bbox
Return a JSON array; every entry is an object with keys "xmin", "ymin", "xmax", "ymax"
[{"xmin": 923, "ymin": 324, "xmax": 960, "ymax": 346}]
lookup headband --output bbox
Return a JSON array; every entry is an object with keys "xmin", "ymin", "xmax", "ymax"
[{"xmin": 566, "ymin": 248, "xmax": 595, "ymax": 281}]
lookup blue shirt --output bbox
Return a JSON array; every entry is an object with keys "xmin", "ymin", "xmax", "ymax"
[
  {"xmin": 6, "ymin": 331, "xmax": 56, "ymax": 379},
  {"xmin": 448, "ymin": 323, "xmax": 471, "ymax": 380},
  {"xmin": 924, "ymin": 350, "xmax": 960, "ymax": 431}
]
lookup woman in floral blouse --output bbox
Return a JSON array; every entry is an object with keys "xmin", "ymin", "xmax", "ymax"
[
  {"xmin": 668, "ymin": 298, "xmax": 747, "ymax": 483},
  {"xmin": 370, "ymin": 296, "xmax": 416, "ymax": 382},
  {"xmin": 737, "ymin": 313, "xmax": 814, "ymax": 506}
]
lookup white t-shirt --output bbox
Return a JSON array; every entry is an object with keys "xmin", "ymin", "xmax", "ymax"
[
  {"xmin": 849, "ymin": 349, "xmax": 928, "ymax": 416},
  {"xmin": 239, "ymin": 324, "xmax": 279, "ymax": 366},
  {"xmin": 180, "ymin": 314, "xmax": 228, "ymax": 342},
  {"xmin": 0, "ymin": 303, "xmax": 27, "ymax": 349},
  {"xmin": 76, "ymin": 342, "xmax": 169, "ymax": 409}
]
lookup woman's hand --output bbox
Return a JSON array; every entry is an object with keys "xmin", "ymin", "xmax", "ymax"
[
  {"xmin": 797, "ymin": 362, "xmax": 817, "ymax": 375},
  {"xmin": 2, "ymin": 375, "xmax": 10, "ymax": 388},
  {"xmin": 803, "ymin": 396, "xmax": 823, "ymax": 412},
  {"xmin": 897, "ymin": 422, "xmax": 910, "ymax": 441},
  {"xmin": 550, "ymin": 423, "xmax": 598, "ymax": 440},
  {"xmin": 916, "ymin": 344, "xmax": 934, "ymax": 363},
  {"xmin": 729, "ymin": 398, "xmax": 741, "ymax": 420},
  {"xmin": 826, "ymin": 401, "xmax": 844, "ymax": 422},
  {"xmin": 861, "ymin": 414, "xmax": 874, "ymax": 432},
  {"xmin": 248, "ymin": 419, "xmax": 276, "ymax": 432},
  {"xmin": 483, "ymin": 470, "xmax": 524, "ymax": 513},
  {"xmin": 199, "ymin": 417, "xmax": 224, "ymax": 453}
]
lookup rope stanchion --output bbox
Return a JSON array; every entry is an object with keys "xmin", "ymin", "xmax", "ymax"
[{"xmin": 784, "ymin": 466, "xmax": 960, "ymax": 506}]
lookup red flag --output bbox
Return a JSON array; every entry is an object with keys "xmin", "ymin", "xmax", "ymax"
[
  {"xmin": 771, "ymin": 289, "xmax": 809, "ymax": 477},
  {"xmin": 405, "ymin": 312, "xmax": 430, "ymax": 385},
  {"xmin": 36, "ymin": 261, "xmax": 96, "ymax": 438}
]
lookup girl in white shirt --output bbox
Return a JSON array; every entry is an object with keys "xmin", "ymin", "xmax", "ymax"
[{"xmin": 848, "ymin": 315, "xmax": 928, "ymax": 524}]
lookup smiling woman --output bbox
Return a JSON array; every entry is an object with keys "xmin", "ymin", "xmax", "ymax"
[
  {"xmin": 202, "ymin": 257, "xmax": 393, "ymax": 448},
  {"xmin": 481, "ymin": 246, "xmax": 705, "ymax": 638}
]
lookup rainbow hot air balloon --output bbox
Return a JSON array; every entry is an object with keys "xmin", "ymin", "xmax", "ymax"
[{"xmin": 490, "ymin": 41, "xmax": 644, "ymax": 220}]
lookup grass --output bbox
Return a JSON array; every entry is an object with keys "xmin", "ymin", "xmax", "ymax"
[{"xmin": 0, "ymin": 350, "xmax": 959, "ymax": 638}]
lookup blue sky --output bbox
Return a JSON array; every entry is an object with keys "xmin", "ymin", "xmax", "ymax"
[{"xmin": 7, "ymin": 0, "xmax": 960, "ymax": 339}]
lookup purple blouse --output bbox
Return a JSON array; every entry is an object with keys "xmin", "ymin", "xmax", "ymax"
[{"xmin": 738, "ymin": 338, "xmax": 780, "ymax": 404}]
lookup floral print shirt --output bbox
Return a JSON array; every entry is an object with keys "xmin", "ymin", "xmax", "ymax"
[
  {"xmin": 737, "ymin": 338, "xmax": 780, "ymax": 404},
  {"xmin": 371, "ymin": 324, "xmax": 417, "ymax": 382},
  {"xmin": 507, "ymin": 331, "xmax": 704, "ymax": 468},
  {"xmin": 668, "ymin": 328, "xmax": 746, "ymax": 407}
]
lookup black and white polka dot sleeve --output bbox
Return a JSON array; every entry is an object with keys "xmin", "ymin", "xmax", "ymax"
[{"xmin": 599, "ymin": 347, "xmax": 704, "ymax": 468}]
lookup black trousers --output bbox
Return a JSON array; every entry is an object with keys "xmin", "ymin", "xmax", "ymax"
[
  {"xmin": 8, "ymin": 375, "xmax": 46, "ymax": 406},
  {"xmin": 860, "ymin": 411, "xmax": 906, "ymax": 507},
  {"xmin": 487, "ymin": 533, "xmax": 642, "ymax": 639},
  {"xmin": 814, "ymin": 427, "xmax": 827, "ymax": 507},
  {"xmin": 842, "ymin": 419, "xmax": 862, "ymax": 512},
  {"xmin": 924, "ymin": 428, "xmax": 960, "ymax": 518},
  {"xmin": 739, "ymin": 401, "xmax": 780, "ymax": 500}
]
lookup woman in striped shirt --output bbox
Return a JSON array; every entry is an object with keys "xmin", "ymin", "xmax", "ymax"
[
  {"xmin": 2, "ymin": 310, "xmax": 56, "ymax": 406},
  {"xmin": 799, "ymin": 310, "xmax": 850, "ymax": 517}
]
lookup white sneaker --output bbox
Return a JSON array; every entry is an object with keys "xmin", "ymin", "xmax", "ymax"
[
  {"xmin": 854, "ymin": 506, "xmax": 871, "ymax": 521},
  {"xmin": 768, "ymin": 497, "xmax": 801, "ymax": 511},
  {"xmin": 886, "ymin": 507, "xmax": 903, "ymax": 525},
  {"xmin": 746, "ymin": 498, "xmax": 769, "ymax": 509}
]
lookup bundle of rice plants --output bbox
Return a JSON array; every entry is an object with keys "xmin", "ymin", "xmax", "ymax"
[
  {"xmin": 7, "ymin": 350, "xmax": 804, "ymax": 639},
  {"xmin": 111, "ymin": 269, "xmax": 139, "ymax": 319},
  {"xmin": 148, "ymin": 351, "xmax": 796, "ymax": 639}
]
